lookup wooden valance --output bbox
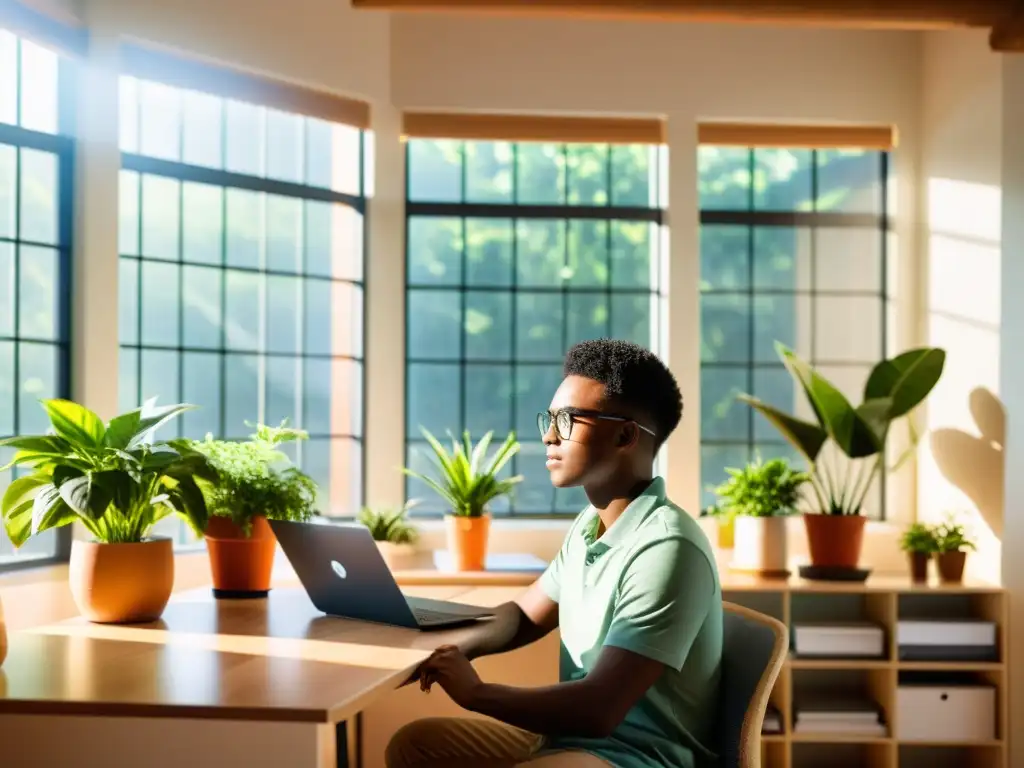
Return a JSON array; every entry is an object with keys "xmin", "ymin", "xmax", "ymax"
[
  {"xmin": 402, "ymin": 111, "xmax": 666, "ymax": 144},
  {"xmin": 698, "ymin": 122, "xmax": 897, "ymax": 150}
]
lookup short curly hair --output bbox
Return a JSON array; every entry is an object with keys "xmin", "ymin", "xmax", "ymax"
[{"xmin": 563, "ymin": 339, "xmax": 682, "ymax": 448}]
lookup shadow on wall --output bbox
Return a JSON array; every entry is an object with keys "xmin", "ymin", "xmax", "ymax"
[{"xmin": 929, "ymin": 387, "xmax": 1005, "ymax": 538}]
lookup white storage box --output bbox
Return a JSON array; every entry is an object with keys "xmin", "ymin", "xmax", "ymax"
[{"xmin": 896, "ymin": 684, "xmax": 996, "ymax": 742}]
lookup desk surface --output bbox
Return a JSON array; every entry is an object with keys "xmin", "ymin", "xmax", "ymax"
[{"xmin": 0, "ymin": 585, "xmax": 517, "ymax": 724}]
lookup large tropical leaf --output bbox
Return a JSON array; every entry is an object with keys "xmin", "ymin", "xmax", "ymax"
[
  {"xmin": 2, "ymin": 474, "xmax": 52, "ymax": 547},
  {"xmin": 0, "ymin": 435, "xmax": 71, "ymax": 454},
  {"xmin": 736, "ymin": 394, "xmax": 828, "ymax": 464},
  {"xmin": 31, "ymin": 483, "xmax": 77, "ymax": 537},
  {"xmin": 777, "ymin": 345, "xmax": 888, "ymax": 459},
  {"xmin": 864, "ymin": 348, "xmax": 946, "ymax": 419},
  {"xmin": 57, "ymin": 473, "xmax": 113, "ymax": 521},
  {"xmin": 40, "ymin": 398, "xmax": 106, "ymax": 449}
]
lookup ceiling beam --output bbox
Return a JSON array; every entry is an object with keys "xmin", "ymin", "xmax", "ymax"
[
  {"xmin": 352, "ymin": 0, "xmax": 1018, "ymax": 29},
  {"xmin": 990, "ymin": 2, "xmax": 1024, "ymax": 50}
]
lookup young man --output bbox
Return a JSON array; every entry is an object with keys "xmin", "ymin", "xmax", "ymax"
[{"xmin": 386, "ymin": 339, "xmax": 723, "ymax": 768}]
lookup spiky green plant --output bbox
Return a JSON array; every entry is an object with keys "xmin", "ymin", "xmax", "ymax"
[
  {"xmin": 402, "ymin": 429, "xmax": 522, "ymax": 518},
  {"xmin": 358, "ymin": 500, "xmax": 419, "ymax": 544}
]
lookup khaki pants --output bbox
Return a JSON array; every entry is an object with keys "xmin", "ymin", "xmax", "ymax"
[{"xmin": 385, "ymin": 717, "xmax": 613, "ymax": 768}]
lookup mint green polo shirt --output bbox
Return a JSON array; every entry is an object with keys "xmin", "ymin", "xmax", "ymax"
[{"xmin": 537, "ymin": 477, "xmax": 722, "ymax": 768}]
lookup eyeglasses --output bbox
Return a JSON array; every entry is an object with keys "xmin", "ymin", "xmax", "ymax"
[{"xmin": 537, "ymin": 408, "xmax": 657, "ymax": 442}]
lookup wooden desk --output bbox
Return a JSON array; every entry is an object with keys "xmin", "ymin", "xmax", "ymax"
[{"xmin": 0, "ymin": 583, "xmax": 519, "ymax": 768}]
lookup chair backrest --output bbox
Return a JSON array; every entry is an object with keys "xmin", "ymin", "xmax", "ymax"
[{"xmin": 714, "ymin": 601, "xmax": 788, "ymax": 768}]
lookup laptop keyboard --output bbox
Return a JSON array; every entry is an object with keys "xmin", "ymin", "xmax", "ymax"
[{"xmin": 413, "ymin": 607, "xmax": 463, "ymax": 625}]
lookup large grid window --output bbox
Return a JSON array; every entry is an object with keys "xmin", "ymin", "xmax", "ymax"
[
  {"xmin": 0, "ymin": 29, "xmax": 73, "ymax": 566},
  {"xmin": 405, "ymin": 138, "xmax": 666, "ymax": 516},
  {"xmin": 117, "ymin": 75, "xmax": 367, "ymax": 544},
  {"xmin": 698, "ymin": 146, "xmax": 891, "ymax": 517}
]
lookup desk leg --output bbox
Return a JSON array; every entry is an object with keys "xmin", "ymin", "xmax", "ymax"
[{"xmin": 0, "ymin": 714, "xmax": 339, "ymax": 767}]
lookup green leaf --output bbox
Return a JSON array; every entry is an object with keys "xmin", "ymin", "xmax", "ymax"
[
  {"xmin": 40, "ymin": 399, "xmax": 106, "ymax": 449},
  {"xmin": 31, "ymin": 483, "xmax": 77, "ymax": 536},
  {"xmin": 864, "ymin": 348, "xmax": 946, "ymax": 419},
  {"xmin": 777, "ymin": 346, "xmax": 888, "ymax": 460},
  {"xmin": 169, "ymin": 474, "xmax": 209, "ymax": 535},
  {"xmin": 2, "ymin": 474, "xmax": 54, "ymax": 546},
  {"xmin": 103, "ymin": 410, "xmax": 142, "ymax": 450},
  {"xmin": 0, "ymin": 435, "xmax": 71, "ymax": 454},
  {"xmin": 57, "ymin": 473, "xmax": 113, "ymax": 520},
  {"xmin": 736, "ymin": 394, "xmax": 828, "ymax": 464},
  {"xmin": 127, "ymin": 400, "xmax": 195, "ymax": 449}
]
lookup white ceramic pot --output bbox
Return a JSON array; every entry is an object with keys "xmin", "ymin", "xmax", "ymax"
[
  {"xmin": 376, "ymin": 541, "xmax": 419, "ymax": 571},
  {"xmin": 731, "ymin": 516, "xmax": 789, "ymax": 574}
]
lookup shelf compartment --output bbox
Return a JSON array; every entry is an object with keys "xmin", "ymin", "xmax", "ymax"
[
  {"xmin": 761, "ymin": 737, "xmax": 787, "ymax": 768},
  {"xmin": 792, "ymin": 742, "xmax": 895, "ymax": 768},
  {"xmin": 895, "ymin": 671, "xmax": 1001, "ymax": 744},
  {"xmin": 790, "ymin": 592, "xmax": 893, "ymax": 661},
  {"xmin": 791, "ymin": 668, "xmax": 894, "ymax": 741},
  {"xmin": 897, "ymin": 744, "xmax": 1003, "ymax": 768},
  {"xmin": 895, "ymin": 593, "xmax": 1003, "ymax": 664}
]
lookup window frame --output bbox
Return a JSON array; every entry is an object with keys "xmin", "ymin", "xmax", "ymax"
[
  {"xmin": 697, "ymin": 146, "xmax": 892, "ymax": 519},
  {"xmin": 117, "ymin": 76, "xmax": 370, "ymax": 544},
  {"xmin": 0, "ymin": 39, "xmax": 76, "ymax": 572},
  {"xmin": 403, "ymin": 138, "xmax": 667, "ymax": 518}
]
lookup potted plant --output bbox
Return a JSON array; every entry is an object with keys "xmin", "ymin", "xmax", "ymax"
[
  {"xmin": 188, "ymin": 422, "xmax": 318, "ymax": 598},
  {"xmin": 358, "ymin": 500, "xmax": 420, "ymax": 570},
  {"xmin": 933, "ymin": 516, "xmax": 975, "ymax": 583},
  {"xmin": 738, "ymin": 342, "xmax": 945, "ymax": 571},
  {"xmin": 715, "ymin": 456, "xmax": 808, "ymax": 575},
  {"xmin": 899, "ymin": 522, "xmax": 938, "ymax": 583},
  {"xmin": 403, "ymin": 428, "xmax": 522, "ymax": 571},
  {"xmin": 1, "ymin": 398, "xmax": 212, "ymax": 623}
]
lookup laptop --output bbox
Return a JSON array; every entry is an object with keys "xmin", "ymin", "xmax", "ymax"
[{"xmin": 270, "ymin": 519, "xmax": 496, "ymax": 630}]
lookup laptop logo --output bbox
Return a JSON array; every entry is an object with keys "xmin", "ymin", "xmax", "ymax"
[{"xmin": 331, "ymin": 560, "xmax": 348, "ymax": 579}]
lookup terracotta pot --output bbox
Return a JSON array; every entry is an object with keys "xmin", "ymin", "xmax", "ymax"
[
  {"xmin": 445, "ymin": 513, "xmax": 490, "ymax": 571},
  {"xmin": 732, "ymin": 516, "xmax": 789, "ymax": 574},
  {"xmin": 803, "ymin": 513, "xmax": 867, "ymax": 568},
  {"xmin": 69, "ymin": 538, "xmax": 174, "ymax": 624},
  {"xmin": 205, "ymin": 515, "xmax": 278, "ymax": 597},
  {"xmin": 936, "ymin": 550, "xmax": 967, "ymax": 583},
  {"xmin": 0, "ymin": 592, "xmax": 6, "ymax": 668},
  {"xmin": 376, "ymin": 541, "xmax": 419, "ymax": 571},
  {"xmin": 908, "ymin": 551, "xmax": 930, "ymax": 583}
]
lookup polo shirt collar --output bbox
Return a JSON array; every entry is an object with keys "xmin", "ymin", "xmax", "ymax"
[{"xmin": 579, "ymin": 476, "xmax": 666, "ymax": 553}]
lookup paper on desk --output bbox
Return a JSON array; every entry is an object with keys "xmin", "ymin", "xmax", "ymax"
[{"xmin": 432, "ymin": 551, "xmax": 548, "ymax": 573}]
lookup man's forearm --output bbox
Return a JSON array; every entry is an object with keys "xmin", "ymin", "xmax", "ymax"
[
  {"xmin": 459, "ymin": 602, "xmax": 552, "ymax": 660},
  {"xmin": 466, "ymin": 681, "xmax": 610, "ymax": 738}
]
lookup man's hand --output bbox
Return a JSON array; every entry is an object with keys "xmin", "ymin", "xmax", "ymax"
[{"xmin": 418, "ymin": 644, "xmax": 483, "ymax": 708}]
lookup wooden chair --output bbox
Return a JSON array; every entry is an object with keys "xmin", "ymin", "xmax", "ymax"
[{"xmin": 715, "ymin": 601, "xmax": 789, "ymax": 768}]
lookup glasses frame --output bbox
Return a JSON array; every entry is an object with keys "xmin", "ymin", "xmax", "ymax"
[{"xmin": 537, "ymin": 407, "xmax": 657, "ymax": 442}]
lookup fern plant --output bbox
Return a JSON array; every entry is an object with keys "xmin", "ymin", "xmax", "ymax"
[
  {"xmin": 187, "ymin": 421, "xmax": 318, "ymax": 536},
  {"xmin": 358, "ymin": 501, "xmax": 419, "ymax": 544},
  {"xmin": 714, "ymin": 456, "xmax": 810, "ymax": 518},
  {"xmin": 402, "ymin": 429, "xmax": 522, "ymax": 518}
]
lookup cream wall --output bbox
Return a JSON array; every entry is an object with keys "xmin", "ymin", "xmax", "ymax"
[{"xmin": 918, "ymin": 29, "xmax": 1004, "ymax": 585}]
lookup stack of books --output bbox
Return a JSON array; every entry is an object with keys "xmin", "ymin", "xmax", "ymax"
[
  {"xmin": 792, "ymin": 622, "xmax": 886, "ymax": 658},
  {"xmin": 793, "ymin": 696, "xmax": 886, "ymax": 737}
]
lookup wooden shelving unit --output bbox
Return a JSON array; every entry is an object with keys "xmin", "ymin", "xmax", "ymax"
[{"xmin": 720, "ymin": 572, "xmax": 1008, "ymax": 768}]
